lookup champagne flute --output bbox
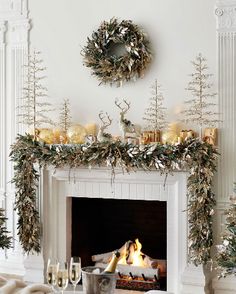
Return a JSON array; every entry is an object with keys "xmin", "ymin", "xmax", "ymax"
[
  {"xmin": 46, "ymin": 258, "xmax": 58, "ymax": 292},
  {"xmin": 69, "ymin": 256, "xmax": 81, "ymax": 293},
  {"xmin": 56, "ymin": 261, "xmax": 69, "ymax": 294}
]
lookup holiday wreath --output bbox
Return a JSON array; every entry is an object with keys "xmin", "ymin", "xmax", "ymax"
[
  {"xmin": 10, "ymin": 134, "xmax": 218, "ymax": 266},
  {"xmin": 82, "ymin": 18, "xmax": 152, "ymax": 85}
]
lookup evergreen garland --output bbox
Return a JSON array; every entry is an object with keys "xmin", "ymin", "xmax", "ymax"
[
  {"xmin": 0, "ymin": 208, "xmax": 12, "ymax": 249},
  {"xmin": 10, "ymin": 134, "xmax": 218, "ymax": 266}
]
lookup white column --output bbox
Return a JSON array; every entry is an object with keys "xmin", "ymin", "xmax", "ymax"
[
  {"xmin": 213, "ymin": 1, "xmax": 236, "ymax": 293},
  {"xmin": 0, "ymin": 0, "xmax": 30, "ymax": 277}
]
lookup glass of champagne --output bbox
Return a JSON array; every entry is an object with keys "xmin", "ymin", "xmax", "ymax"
[
  {"xmin": 56, "ymin": 261, "xmax": 69, "ymax": 294},
  {"xmin": 46, "ymin": 258, "xmax": 58, "ymax": 292},
  {"xmin": 69, "ymin": 257, "xmax": 81, "ymax": 293}
]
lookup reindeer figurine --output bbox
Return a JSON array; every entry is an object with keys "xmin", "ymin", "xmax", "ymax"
[
  {"xmin": 97, "ymin": 111, "xmax": 112, "ymax": 143},
  {"xmin": 115, "ymin": 98, "xmax": 141, "ymax": 141}
]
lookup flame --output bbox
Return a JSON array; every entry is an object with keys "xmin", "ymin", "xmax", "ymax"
[{"xmin": 118, "ymin": 238, "xmax": 146, "ymax": 267}]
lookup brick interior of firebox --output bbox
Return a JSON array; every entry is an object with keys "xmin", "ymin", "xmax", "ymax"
[{"xmin": 71, "ymin": 197, "xmax": 167, "ymax": 291}]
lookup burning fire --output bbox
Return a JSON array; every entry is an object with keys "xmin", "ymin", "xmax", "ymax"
[{"xmin": 118, "ymin": 238, "xmax": 147, "ymax": 267}]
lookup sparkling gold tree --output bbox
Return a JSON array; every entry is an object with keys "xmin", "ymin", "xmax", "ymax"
[
  {"xmin": 143, "ymin": 79, "xmax": 168, "ymax": 131},
  {"xmin": 180, "ymin": 54, "xmax": 220, "ymax": 138},
  {"xmin": 18, "ymin": 50, "xmax": 54, "ymax": 136},
  {"xmin": 0, "ymin": 208, "xmax": 11, "ymax": 249},
  {"xmin": 59, "ymin": 98, "xmax": 72, "ymax": 133}
]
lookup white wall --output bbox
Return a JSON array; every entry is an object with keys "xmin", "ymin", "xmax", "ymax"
[{"xmin": 29, "ymin": 0, "xmax": 217, "ymax": 134}]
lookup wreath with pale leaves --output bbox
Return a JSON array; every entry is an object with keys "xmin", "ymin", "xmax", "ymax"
[{"xmin": 82, "ymin": 18, "xmax": 152, "ymax": 86}]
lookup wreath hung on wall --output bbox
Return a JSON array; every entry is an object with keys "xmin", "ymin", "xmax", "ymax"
[{"xmin": 82, "ymin": 18, "xmax": 152, "ymax": 86}]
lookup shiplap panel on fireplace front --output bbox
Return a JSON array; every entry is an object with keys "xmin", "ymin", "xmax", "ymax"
[{"xmin": 65, "ymin": 179, "xmax": 168, "ymax": 201}]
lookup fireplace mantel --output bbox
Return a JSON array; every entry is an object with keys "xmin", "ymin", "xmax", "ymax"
[{"xmin": 23, "ymin": 167, "xmax": 210, "ymax": 294}]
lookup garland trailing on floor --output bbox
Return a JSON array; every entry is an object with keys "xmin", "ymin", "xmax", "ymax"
[{"xmin": 10, "ymin": 134, "xmax": 218, "ymax": 265}]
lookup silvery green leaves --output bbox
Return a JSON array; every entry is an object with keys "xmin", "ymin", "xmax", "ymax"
[
  {"xmin": 82, "ymin": 18, "xmax": 152, "ymax": 86},
  {"xmin": 10, "ymin": 134, "xmax": 218, "ymax": 264}
]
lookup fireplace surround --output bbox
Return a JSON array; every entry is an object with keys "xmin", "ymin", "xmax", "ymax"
[{"xmin": 23, "ymin": 167, "xmax": 210, "ymax": 294}]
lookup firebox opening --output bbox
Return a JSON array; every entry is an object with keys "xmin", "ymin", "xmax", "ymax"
[{"xmin": 71, "ymin": 197, "xmax": 167, "ymax": 291}]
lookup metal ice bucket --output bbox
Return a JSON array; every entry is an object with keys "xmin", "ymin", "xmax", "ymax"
[{"xmin": 82, "ymin": 266, "xmax": 117, "ymax": 294}]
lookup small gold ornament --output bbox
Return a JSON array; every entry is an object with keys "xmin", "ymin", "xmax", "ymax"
[
  {"xmin": 53, "ymin": 128, "xmax": 68, "ymax": 144},
  {"xmin": 161, "ymin": 131, "xmax": 178, "ymax": 144},
  {"xmin": 37, "ymin": 128, "xmax": 54, "ymax": 144},
  {"xmin": 67, "ymin": 125, "xmax": 87, "ymax": 144}
]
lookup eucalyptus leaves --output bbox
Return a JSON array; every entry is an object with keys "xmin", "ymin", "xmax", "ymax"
[
  {"xmin": 82, "ymin": 18, "xmax": 152, "ymax": 86},
  {"xmin": 10, "ymin": 134, "xmax": 217, "ymax": 266}
]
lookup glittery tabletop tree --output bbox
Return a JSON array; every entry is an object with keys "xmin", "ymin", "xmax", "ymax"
[
  {"xmin": 143, "ymin": 79, "xmax": 168, "ymax": 132},
  {"xmin": 59, "ymin": 98, "xmax": 72, "ymax": 133},
  {"xmin": 18, "ymin": 50, "xmax": 54, "ymax": 136},
  {"xmin": 180, "ymin": 53, "xmax": 220, "ymax": 138}
]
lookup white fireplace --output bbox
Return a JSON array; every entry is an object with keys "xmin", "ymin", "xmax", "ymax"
[{"xmin": 23, "ymin": 167, "xmax": 210, "ymax": 294}]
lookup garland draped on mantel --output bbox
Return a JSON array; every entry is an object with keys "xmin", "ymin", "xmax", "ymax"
[{"xmin": 10, "ymin": 134, "xmax": 218, "ymax": 265}]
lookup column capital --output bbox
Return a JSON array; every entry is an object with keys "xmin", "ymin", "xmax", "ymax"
[
  {"xmin": 215, "ymin": 0, "xmax": 236, "ymax": 31},
  {"xmin": 8, "ymin": 18, "xmax": 31, "ymax": 45},
  {"xmin": 0, "ymin": 0, "xmax": 28, "ymax": 21}
]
